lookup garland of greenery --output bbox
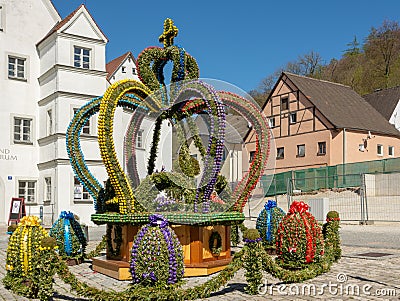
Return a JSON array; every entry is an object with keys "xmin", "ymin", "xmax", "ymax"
[
  {"xmin": 147, "ymin": 116, "xmax": 163, "ymax": 175},
  {"xmin": 323, "ymin": 211, "xmax": 341, "ymax": 261},
  {"xmin": 85, "ymin": 235, "xmax": 107, "ymax": 259},
  {"xmin": 3, "ymin": 213, "xmax": 341, "ymax": 300},
  {"xmin": 106, "ymin": 224, "xmax": 123, "ymax": 257},
  {"xmin": 242, "ymin": 229, "xmax": 263, "ymax": 294},
  {"xmin": 209, "ymin": 231, "xmax": 222, "ymax": 256},
  {"xmin": 92, "ymin": 211, "xmax": 245, "ymax": 226}
]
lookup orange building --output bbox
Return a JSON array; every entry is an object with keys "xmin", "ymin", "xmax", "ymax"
[{"xmin": 245, "ymin": 72, "xmax": 400, "ymax": 174}]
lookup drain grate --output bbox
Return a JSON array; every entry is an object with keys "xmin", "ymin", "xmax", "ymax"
[{"xmin": 356, "ymin": 252, "xmax": 393, "ymax": 258}]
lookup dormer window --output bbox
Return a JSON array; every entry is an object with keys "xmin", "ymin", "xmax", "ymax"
[{"xmin": 74, "ymin": 47, "xmax": 90, "ymax": 69}]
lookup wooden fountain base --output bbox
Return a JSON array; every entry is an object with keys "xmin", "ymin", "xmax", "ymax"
[{"xmin": 92, "ymin": 224, "xmax": 232, "ymax": 280}]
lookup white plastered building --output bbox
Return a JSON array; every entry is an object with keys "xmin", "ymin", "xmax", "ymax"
[{"xmin": 0, "ymin": 1, "xmax": 171, "ymax": 226}]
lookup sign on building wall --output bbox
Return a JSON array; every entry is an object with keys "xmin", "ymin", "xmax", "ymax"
[{"xmin": 0, "ymin": 148, "xmax": 17, "ymax": 161}]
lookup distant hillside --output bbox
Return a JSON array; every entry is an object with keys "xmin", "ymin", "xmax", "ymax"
[{"xmin": 253, "ymin": 20, "xmax": 400, "ymax": 99}]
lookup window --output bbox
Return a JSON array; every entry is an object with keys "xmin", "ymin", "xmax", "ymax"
[
  {"xmin": 45, "ymin": 177, "xmax": 51, "ymax": 202},
  {"xmin": 47, "ymin": 109, "xmax": 53, "ymax": 135},
  {"xmin": 8, "ymin": 56, "xmax": 26, "ymax": 79},
  {"xmin": 269, "ymin": 117, "xmax": 275, "ymax": 128},
  {"xmin": 249, "ymin": 151, "xmax": 256, "ymax": 162},
  {"xmin": 281, "ymin": 96, "xmax": 289, "ymax": 110},
  {"xmin": 74, "ymin": 177, "xmax": 90, "ymax": 200},
  {"xmin": 290, "ymin": 112, "xmax": 297, "ymax": 123},
  {"xmin": 222, "ymin": 147, "xmax": 228, "ymax": 161},
  {"xmin": 318, "ymin": 142, "xmax": 326, "ymax": 155},
  {"xmin": 74, "ymin": 47, "xmax": 90, "ymax": 69},
  {"xmin": 132, "ymin": 67, "xmax": 136, "ymax": 75},
  {"xmin": 0, "ymin": 5, "xmax": 4, "ymax": 32},
  {"xmin": 74, "ymin": 109, "xmax": 90, "ymax": 134},
  {"xmin": 377, "ymin": 144, "xmax": 383, "ymax": 156},
  {"xmin": 136, "ymin": 129, "xmax": 144, "ymax": 148},
  {"xmin": 122, "ymin": 66, "xmax": 126, "ymax": 73},
  {"xmin": 14, "ymin": 117, "xmax": 32, "ymax": 143},
  {"xmin": 277, "ymin": 147, "xmax": 284, "ymax": 159},
  {"xmin": 18, "ymin": 180, "xmax": 36, "ymax": 203},
  {"xmin": 389, "ymin": 146, "xmax": 394, "ymax": 156},
  {"xmin": 297, "ymin": 144, "xmax": 305, "ymax": 157}
]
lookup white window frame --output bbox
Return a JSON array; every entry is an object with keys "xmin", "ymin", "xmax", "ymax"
[
  {"xmin": 18, "ymin": 180, "xmax": 37, "ymax": 203},
  {"xmin": 269, "ymin": 117, "xmax": 275, "ymax": 128},
  {"xmin": 297, "ymin": 144, "xmax": 305, "ymax": 157},
  {"xmin": 13, "ymin": 116, "xmax": 33, "ymax": 144},
  {"xmin": 122, "ymin": 66, "xmax": 126, "ymax": 73},
  {"xmin": 318, "ymin": 141, "xmax": 326, "ymax": 155},
  {"xmin": 132, "ymin": 67, "xmax": 136, "ymax": 75},
  {"xmin": 136, "ymin": 129, "xmax": 144, "ymax": 148},
  {"xmin": 44, "ymin": 177, "xmax": 52, "ymax": 203},
  {"xmin": 290, "ymin": 112, "xmax": 297, "ymax": 124},
  {"xmin": 74, "ymin": 177, "xmax": 90, "ymax": 201},
  {"xmin": 388, "ymin": 146, "xmax": 394, "ymax": 157},
  {"xmin": 73, "ymin": 46, "xmax": 91, "ymax": 69},
  {"xmin": 8, "ymin": 55, "xmax": 26, "ymax": 80},
  {"xmin": 377, "ymin": 144, "xmax": 383, "ymax": 156}
]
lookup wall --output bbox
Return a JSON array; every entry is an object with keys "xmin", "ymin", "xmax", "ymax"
[
  {"xmin": 0, "ymin": 0, "xmax": 59, "ymax": 224},
  {"xmin": 330, "ymin": 129, "xmax": 400, "ymax": 166}
]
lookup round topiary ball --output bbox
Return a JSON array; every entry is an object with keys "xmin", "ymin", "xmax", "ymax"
[
  {"xmin": 130, "ymin": 214, "xmax": 184, "ymax": 286},
  {"xmin": 276, "ymin": 201, "xmax": 324, "ymax": 268},
  {"xmin": 256, "ymin": 200, "xmax": 285, "ymax": 246},
  {"xmin": 49, "ymin": 211, "xmax": 87, "ymax": 259}
]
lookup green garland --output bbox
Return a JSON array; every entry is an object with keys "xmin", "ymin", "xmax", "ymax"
[
  {"xmin": 85, "ymin": 235, "xmax": 107, "ymax": 259},
  {"xmin": 147, "ymin": 116, "xmax": 163, "ymax": 175},
  {"xmin": 106, "ymin": 224, "xmax": 123, "ymax": 257},
  {"xmin": 3, "ymin": 215, "xmax": 341, "ymax": 300},
  {"xmin": 323, "ymin": 211, "xmax": 341, "ymax": 261},
  {"xmin": 242, "ymin": 230, "xmax": 263, "ymax": 294},
  {"xmin": 209, "ymin": 231, "xmax": 222, "ymax": 256},
  {"xmin": 230, "ymin": 225, "xmax": 239, "ymax": 246}
]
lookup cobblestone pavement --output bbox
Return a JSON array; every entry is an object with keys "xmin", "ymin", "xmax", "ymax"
[{"xmin": 1, "ymin": 228, "xmax": 400, "ymax": 300}]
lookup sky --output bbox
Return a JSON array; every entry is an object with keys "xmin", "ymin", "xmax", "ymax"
[{"xmin": 51, "ymin": 0, "xmax": 400, "ymax": 92}]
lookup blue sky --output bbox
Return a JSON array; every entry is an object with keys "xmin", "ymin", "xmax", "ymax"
[{"xmin": 52, "ymin": 0, "xmax": 400, "ymax": 92}]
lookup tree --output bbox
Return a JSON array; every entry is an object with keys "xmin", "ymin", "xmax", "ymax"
[
  {"xmin": 364, "ymin": 20, "xmax": 400, "ymax": 87},
  {"xmin": 344, "ymin": 36, "xmax": 361, "ymax": 57}
]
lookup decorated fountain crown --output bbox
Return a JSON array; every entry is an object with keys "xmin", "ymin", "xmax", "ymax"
[{"xmin": 67, "ymin": 18, "xmax": 271, "ymax": 223}]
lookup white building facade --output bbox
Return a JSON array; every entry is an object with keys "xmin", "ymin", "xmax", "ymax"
[{"xmin": 0, "ymin": 1, "xmax": 171, "ymax": 226}]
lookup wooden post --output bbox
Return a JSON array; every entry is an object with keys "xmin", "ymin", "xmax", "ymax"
[{"xmin": 189, "ymin": 226, "xmax": 203, "ymax": 264}]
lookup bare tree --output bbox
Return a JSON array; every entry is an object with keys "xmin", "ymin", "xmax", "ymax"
[{"xmin": 365, "ymin": 20, "xmax": 400, "ymax": 85}]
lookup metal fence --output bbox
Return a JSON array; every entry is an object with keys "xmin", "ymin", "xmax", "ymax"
[
  {"xmin": 283, "ymin": 172, "xmax": 400, "ymax": 222},
  {"xmin": 261, "ymin": 157, "xmax": 400, "ymax": 197}
]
